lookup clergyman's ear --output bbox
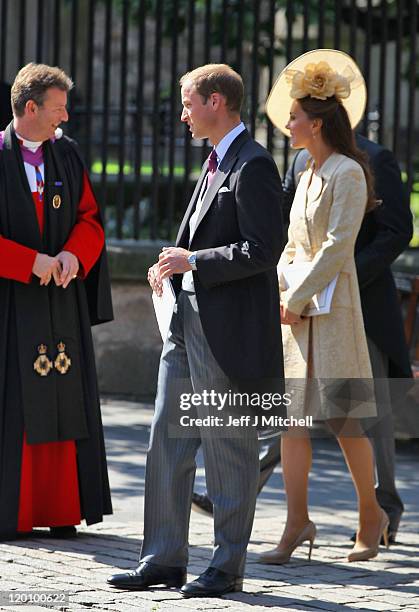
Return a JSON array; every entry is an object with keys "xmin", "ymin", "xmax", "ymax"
[{"xmin": 25, "ymin": 100, "xmax": 38, "ymax": 115}]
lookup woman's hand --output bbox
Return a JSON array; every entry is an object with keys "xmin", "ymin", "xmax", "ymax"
[{"xmin": 280, "ymin": 303, "xmax": 302, "ymax": 325}]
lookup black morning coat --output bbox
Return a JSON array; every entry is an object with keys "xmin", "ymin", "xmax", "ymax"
[
  {"xmin": 283, "ymin": 134, "xmax": 413, "ymax": 379},
  {"xmin": 0, "ymin": 123, "xmax": 113, "ymax": 539},
  {"xmin": 174, "ymin": 129, "xmax": 285, "ymax": 395}
]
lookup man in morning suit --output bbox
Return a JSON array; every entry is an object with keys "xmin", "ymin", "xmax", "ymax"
[
  {"xmin": 107, "ymin": 63, "xmax": 284, "ymax": 597},
  {"xmin": 192, "ymin": 133, "xmax": 412, "ymax": 544}
]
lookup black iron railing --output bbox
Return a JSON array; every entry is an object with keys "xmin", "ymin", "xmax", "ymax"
[{"xmin": 0, "ymin": 0, "xmax": 418, "ymax": 241}]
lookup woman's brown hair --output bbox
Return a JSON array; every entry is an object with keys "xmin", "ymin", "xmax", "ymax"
[{"xmin": 299, "ymin": 95, "xmax": 376, "ymax": 212}]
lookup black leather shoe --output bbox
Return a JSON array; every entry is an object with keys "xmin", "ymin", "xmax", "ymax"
[
  {"xmin": 49, "ymin": 526, "xmax": 77, "ymax": 538},
  {"xmin": 107, "ymin": 562, "xmax": 187, "ymax": 590},
  {"xmin": 191, "ymin": 492, "xmax": 213, "ymax": 516},
  {"xmin": 388, "ymin": 530, "xmax": 398, "ymax": 544},
  {"xmin": 180, "ymin": 567, "xmax": 243, "ymax": 598}
]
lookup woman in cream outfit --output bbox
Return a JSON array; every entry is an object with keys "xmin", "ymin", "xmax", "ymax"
[{"xmin": 260, "ymin": 50, "xmax": 389, "ymax": 564}]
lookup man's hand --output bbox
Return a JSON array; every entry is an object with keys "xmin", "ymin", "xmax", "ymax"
[
  {"xmin": 32, "ymin": 253, "xmax": 61, "ymax": 286},
  {"xmin": 280, "ymin": 303, "xmax": 302, "ymax": 325},
  {"xmin": 158, "ymin": 247, "xmax": 192, "ymax": 280},
  {"xmin": 56, "ymin": 251, "xmax": 79, "ymax": 288},
  {"xmin": 147, "ymin": 262, "xmax": 163, "ymax": 297}
]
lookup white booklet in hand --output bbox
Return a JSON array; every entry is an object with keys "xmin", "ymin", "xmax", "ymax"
[
  {"xmin": 281, "ymin": 262, "xmax": 338, "ymax": 316},
  {"xmin": 152, "ymin": 279, "xmax": 176, "ymax": 340}
]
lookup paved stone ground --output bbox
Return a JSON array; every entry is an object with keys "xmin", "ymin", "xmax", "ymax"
[{"xmin": 0, "ymin": 399, "xmax": 418, "ymax": 612}]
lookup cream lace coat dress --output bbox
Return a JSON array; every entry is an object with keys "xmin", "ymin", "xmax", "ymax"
[{"xmin": 278, "ymin": 152, "xmax": 376, "ymax": 420}]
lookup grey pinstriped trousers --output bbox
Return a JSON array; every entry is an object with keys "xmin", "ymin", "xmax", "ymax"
[{"xmin": 140, "ymin": 290, "xmax": 259, "ymax": 576}]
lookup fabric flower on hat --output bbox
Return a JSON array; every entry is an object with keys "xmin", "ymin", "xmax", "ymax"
[{"xmin": 285, "ymin": 61, "xmax": 354, "ymax": 101}]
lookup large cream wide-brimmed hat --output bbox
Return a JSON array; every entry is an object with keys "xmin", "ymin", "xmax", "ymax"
[{"xmin": 266, "ymin": 49, "xmax": 367, "ymax": 135}]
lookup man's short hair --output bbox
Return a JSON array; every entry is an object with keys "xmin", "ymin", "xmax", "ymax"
[
  {"xmin": 11, "ymin": 63, "xmax": 73, "ymax": 117},
  {"xmin": 180, "ymin": 64, "xmax": 243, "ymax": 114}
]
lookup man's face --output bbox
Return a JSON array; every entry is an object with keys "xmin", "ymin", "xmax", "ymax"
[
  {"xmin": 30, "ymin": 87, "xmax": 69, "ymax": 141},
  {"xmin": 180, "ymin": 81, "xmax": 214, "ymax": 140}
]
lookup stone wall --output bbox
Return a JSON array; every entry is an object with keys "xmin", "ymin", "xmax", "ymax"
[{"xmin": 92, "ymin": 240, "xmax": 166, "ymax": 399}]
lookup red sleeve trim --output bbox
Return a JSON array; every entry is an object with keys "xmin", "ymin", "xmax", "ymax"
[
  {"xmin": 63, "ymin": 172, "xmax": 105, "ymax": 278},
  {"xmin": 0, "ymin": 236, "xmax": 37, "ymax": 283}
]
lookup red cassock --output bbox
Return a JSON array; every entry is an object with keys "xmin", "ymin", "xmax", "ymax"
[{"xmin": 0, "ymin": 172, "xmax": 104, "ymax": 531}]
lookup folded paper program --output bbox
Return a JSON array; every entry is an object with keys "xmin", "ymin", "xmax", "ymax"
[{"xmin": 280, "ymin": 262, "xmax": 338, "ymax": 316}]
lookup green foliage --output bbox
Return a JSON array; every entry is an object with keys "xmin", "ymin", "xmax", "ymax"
[
  {"xmin": 99, "ymin": 0, "xmax": 341, "ymax": 72},
  {"xmin": 410, "ymin": 191, "xmax": 419, "ymax": 247},
  {"xmin": 102, "ymin": 0, "xmax": 337, "ymax": 46}
]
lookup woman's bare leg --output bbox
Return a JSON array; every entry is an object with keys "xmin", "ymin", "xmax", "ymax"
[
  {"xmin": 277, "ymin": 428, "xmax": 312, "ymax": 549},
  {"xmin": 335, "ymin": 421, "xmax": 384, "ymax": 549}
]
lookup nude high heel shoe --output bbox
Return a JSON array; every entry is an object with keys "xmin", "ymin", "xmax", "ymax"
[
  {"xmin": 258, "ymin": 521, "xmax": 317, "ymax": 564},
  {"xmin": 347, "ymin": 510, "xmax": 389, "ymax": 562}
]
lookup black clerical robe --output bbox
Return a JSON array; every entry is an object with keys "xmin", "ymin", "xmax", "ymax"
[{"xmin": 0, "ymin": 123, "xmax": 113, "ymax": 539}]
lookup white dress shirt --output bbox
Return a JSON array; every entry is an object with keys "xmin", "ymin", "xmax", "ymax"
[{"xmin": 182, "ymin": 122, "xmax": 246, "ymax": 291}]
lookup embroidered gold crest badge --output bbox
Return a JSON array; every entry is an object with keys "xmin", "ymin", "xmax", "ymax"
[
  {"xmin": 54, "ymin": 342, "xmax": 71, "ymax": 374},
  {"xmin": 33, "ymin": 344, "xmax": 53, "ymax": 376}
]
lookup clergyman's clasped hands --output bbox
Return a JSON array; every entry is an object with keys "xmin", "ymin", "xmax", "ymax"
[{"xmin": 32, "ymin": 250, "xmax": 79, "ymax": 288}]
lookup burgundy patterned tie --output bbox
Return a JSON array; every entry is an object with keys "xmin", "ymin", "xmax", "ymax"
[{"xmin": 207, "ymin": 148, "xmax": 218, "ymax": 187}]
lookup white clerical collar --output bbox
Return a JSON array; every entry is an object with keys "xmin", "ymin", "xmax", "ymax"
[
  {"xmin": 213, "ymin": 122, "xmax": 245, "ymax": 164},
  {"xmin": 15, "ymin": 132, "xmax": 43, "ymax": 152},
  {"xmin": 15, "ymin": 127, "xmax": 63, "ymax": 151}
]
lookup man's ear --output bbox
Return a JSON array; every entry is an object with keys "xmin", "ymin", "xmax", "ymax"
[
  {"xmin": 25, "ymin": 100, "xmax": 38, "ymax": 116},
  {"xmin": 210, "ymin": 92, "xmax": 224, "ymax": 110}
]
